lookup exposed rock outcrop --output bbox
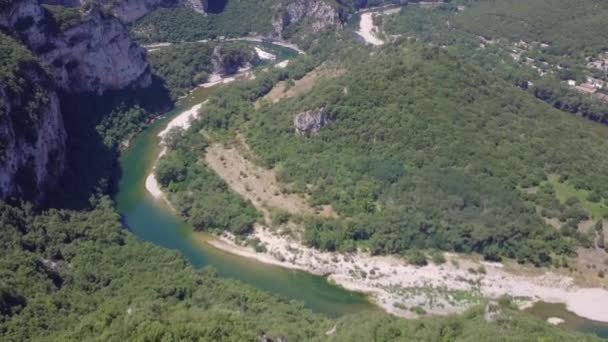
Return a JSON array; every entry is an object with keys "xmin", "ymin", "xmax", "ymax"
[
  {"xmin": 0, "ymin": 0, "xmax": 154, "ymax": 201},
  {"xmin": 272, "ymin": 0, "xmax": 344, "ymax": 38},
  {"xmin": 211, "ymin": 44, "xmax": 259, "ymax": 75},
  {"xmin": 294, "ymin": 107, "xmax": 331, "ymax": 134},
  {"xmin": 1, "ymin": 0, "xmax": 151, "ymax": 94},
  {"xmin": 182, "ymin": 0, "xmax": 207, "ymax": 15},
  {"xmin": 0, "ymin": 55, "xmax": 65, "ymax": 201}
]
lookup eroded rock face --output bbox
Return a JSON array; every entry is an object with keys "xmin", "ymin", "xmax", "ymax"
[
  {"xmin": 294, "ymin": 108, "xmax": 331, "ymax": 134},
  {"xmin": 272, "ymin": 0, "xmax": 344, "ymax": 38},
  {"xmin": 183, "ymin": 0, "xmax": 208, "ymax": 14},
  {"xmin": 0, "ymin": 0, "xmax": 153, "ymax": 201},
  {"xmin": 0, "ymin": 67, "xmax": 66, "ymax": 202},
  {"xmin": 0, "ymin": 0, "xmax": 151, "ymax": 94}
]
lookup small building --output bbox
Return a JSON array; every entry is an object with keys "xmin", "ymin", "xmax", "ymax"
[{"xmin": 566, "ymin": 80, "xmax": 576, "ymax": 87}]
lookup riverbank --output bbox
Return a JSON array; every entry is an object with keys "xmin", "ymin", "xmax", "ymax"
[
  {"xmin": 356, "ymin": 7, "xmax": 401, "ymax": 46},
  {"xmin": 195, "ymin": 138, "xmax": 608, "ymax": 322},
  {"xmin": 203, "ymin": 225, "xmax": 608, "ymax": 322},
  {"xmin": 143, "ymin": 36, "xmax": 306, "ymax": 55},
  {"xmin": 145, "ymin": 102, "xmax": 204, "ymax": 202},
  {"xmin": 141, "ymin": 37, "xmax": 608, "ymax": 325}
]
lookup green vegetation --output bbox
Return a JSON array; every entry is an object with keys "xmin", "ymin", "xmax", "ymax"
[
  {"xmin": 156, "ymin": 128, "xmax": 260, "ymax": 235},
  {"xmin": 153, "ymin": 55, "xmax": 320, "ymax": 234},
  {"xmin": 454, "ymin": 0, "xmax": 608, "ymax": 56},
  {"xmin": 174, "ymin": 39, "xmax": 608, "ymax": 266},
  {"xmin": 148, "ymin": 42, "xmax": 259, "ymax": 98},
  {"xmin": 3, "ymin": 2, "xmax": 608, "ymax": 340},
  {"xmin": 0, "ymin": 198, "xmax": 601, "ymax": 341},
  {"xmin": 383, "ymin": 2, "xmax": 608, "ymax": 126},
  {"xmin": 95, "ymin": 105, "xmax": 149, "ymax": 148},
  {"xmin": 132, "ymin": 0, "xmax": 275, "ymax": 43},
  {"xmin": 0, "ymin": 198, "xmax": 328, "ymax": 341},
  {"xmin": 547, "ymin": 175, "xmax": 608, "ymax": 220},
  {"xmin": 42, "ymin": 4, "xmax": 83, "ymax": 31},
  {"xmin": 0, "ymin": 33, "xmax": 50, "ymax": 146}
]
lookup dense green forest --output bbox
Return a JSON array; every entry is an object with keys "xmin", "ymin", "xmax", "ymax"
[
  {"xmin": 382, "ymin": 2, "xmax": 608, "ymax": 124},
  {"xmin": 148, "ymin": 42, "xmax": 259, "ymax": 98},
  {"xmin": 0, "ymin": 198, "xmax": 601, "ymax": 341},
  {"xmin": 155, "ymin": 56, "xmax": 319, "ymax": 234},
  {"xmin": 164, "ymin": 38, "xmax": 608, "ymax": 266},
  {"xmin": 3, "ymin": 1, "xmax": 608, "ymax": 340},
  {"xmin": 454, "ymin": 0, "xmax": 608, "ymax": 56}
]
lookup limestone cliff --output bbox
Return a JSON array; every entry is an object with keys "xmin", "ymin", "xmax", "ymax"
[
  {"xmin": 0, "ymin": 36, "xmax": 65, "ymax": 201},
  {"xmin": 0, "ymin": 0, "xmax": 153, "ymax": 201},
  {"xmin": 272, "ymin": 0, "xmax": 344, "ymax": 38},
  {"xmin": 1, "ymin": 0, "xmax": 151, "ymax": 93}
]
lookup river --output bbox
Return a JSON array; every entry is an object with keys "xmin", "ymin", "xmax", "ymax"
[
  {"xmin": 114, "ymin": 76, "xmax": 374, "ymax": 318},
  {"xmin": 114, "ymin": 42, "xmax": 608, "ymax": 338}
]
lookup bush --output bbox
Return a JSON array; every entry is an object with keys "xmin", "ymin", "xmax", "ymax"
[
  {"xmin": 407, "ymin": 251, "xmax": 428, "ymax": 267},
  {"xmin": 587, "ymin": 190, "xmax": 602, "ymax": 203},
  {"xmin": 271, "ymin": 210, "xmax": 291, "ymax": 226},
  {"xmin": 430, "ymin": 250, "xmax": 446, "ymax": 265}
]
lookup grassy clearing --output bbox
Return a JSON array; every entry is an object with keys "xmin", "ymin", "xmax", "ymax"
[{"xmin": 547, "ymin": 175, "xmax": 608, "ymax": 220}]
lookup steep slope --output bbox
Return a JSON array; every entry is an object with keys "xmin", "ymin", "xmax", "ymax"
[
  {"xmin": 0, "ymin": 33, "xmax": 65, "ymax": 201},
  {"xmin": 0, "ymin": 0, "xmax": 154, "ymax": 202},
  {"xmin": 1, "ymin": 0, "xmax": 151, "ymax": 93},
  {"xmin": 167, "ymin": 41, "xmax": 608, "ymax": 267},
  {"xmin": 131, "ymin": 0, "xmax": 362, "ymax": 43}
]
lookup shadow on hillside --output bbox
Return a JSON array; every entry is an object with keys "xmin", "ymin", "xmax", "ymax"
[
  {"xmin": 45, "ymin": 75, "xmax": 172, "ymax": 210},
  {"xmin": 206, "ymin": 0, "xmax": 228, "ymax": 14}
]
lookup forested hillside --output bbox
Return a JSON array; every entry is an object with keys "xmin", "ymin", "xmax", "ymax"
[
  {"xmin": 454, "ymin": 0, "xmax": 608, "ymax": 56},
  {"xmin": 163, "ymin": 40, "xmax": 608, "ymax": 266},
  {"xmin": 0, "ymin": 198, "xmax": 601, "ymax": 341},
  {"xmin": 382, "ymin": 1, "xmax": 608, "ymax": 124},
  {"xmin": 249, "ymin": 43, "xmax": 608, "ymax": 263},
  {"xmin": 2, "ymin": 0, "xmax": 608, "ymax": 340}
]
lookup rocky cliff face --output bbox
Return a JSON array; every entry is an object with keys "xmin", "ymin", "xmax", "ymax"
[
  {"xmin": 294, "ymin": 108, "xmax": 331, "ymax": 134},
  {"xmin": 0, "ymin": 0, "xmax": 153, "ymax": 201},
  {"xmin": 0, "ymin": 49, "xmax": 65, "ymax": 201},
  {"xmin": 1, "ymin": 0, "xmax": 151, "ymax": 93},
  {"xmin": 272, "ymin": 0, "xmax": 344, "ymax": 38}
]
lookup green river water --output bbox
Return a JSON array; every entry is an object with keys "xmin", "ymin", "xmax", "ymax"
[{"xmin": 114, "ymin": 43, "xmax": 608, "ymax": 337}]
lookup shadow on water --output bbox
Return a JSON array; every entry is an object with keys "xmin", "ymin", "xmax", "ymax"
[
  {"xmin": 206, "ymin": 0, "xmax": 228, "ymax": 14},
  {"xmin": 47, "ymin": 75, "xmax": 172, "ymax": 210}
]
